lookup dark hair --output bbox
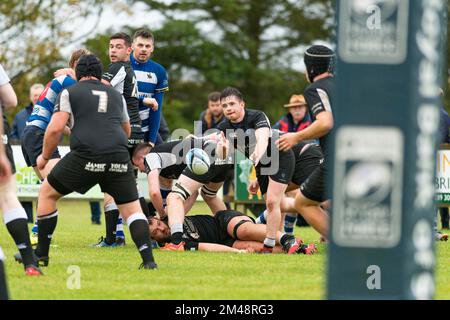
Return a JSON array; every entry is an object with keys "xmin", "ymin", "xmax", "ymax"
[
  {"xmin": 110, "ymin": 32, "xmax": 132, "ymax": 47},
  {"xmin": 208, "ymin": 91, "xmax": 221, "ymax": 102},
  {"xmin": 132, "ymin": 143, "xmax": 153, "ymax": 162},
  {"xmin": 133, "ymin": 29, "xmax": 154, "ymax": 42},
  {"xmin": 147, "ymin": 216, "xmax": 170, "ymax": 246},
  {"xmin": 75, "ymin": 54, "xmax": 103, "ymax": 81},
  {"xmin": 220, "ymin": 87, "xmax": 244, "ymax": 102},
  {"xmin": 304, "ymin": 45, "xmax": 335, "ymax": 81}
]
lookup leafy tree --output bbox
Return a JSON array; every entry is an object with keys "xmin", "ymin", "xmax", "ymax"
[
  {"xmin": 0, "ymin": 0, "xmax": 107, "ymax": 121},
  {"xmin": 126, "ymin": 0, "xmax": 333, "ymax": 130}
]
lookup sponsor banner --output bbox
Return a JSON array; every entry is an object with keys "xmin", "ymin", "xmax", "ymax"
[
  {"xmin": 13, "ymin": 145, "xmax": 149, "ymax": 201},
  {"xmin": 435, "ymin": 148, "xmax": 450, "ymax": 205}
]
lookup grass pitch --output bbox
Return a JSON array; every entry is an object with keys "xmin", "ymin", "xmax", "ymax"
[{"xmin": 0, "ymin": 200, "xmax": 448, "ymax": 300}]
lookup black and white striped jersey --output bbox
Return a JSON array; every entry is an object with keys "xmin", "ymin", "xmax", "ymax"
[
  {"xmin": 303, "ymin": 76, "xmax": 335, "ymax": 158},
  {"xmin": 102, "ymin": 61, "xmax": 141, "ymax": 126}
]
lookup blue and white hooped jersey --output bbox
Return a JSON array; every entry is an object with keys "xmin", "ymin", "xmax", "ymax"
[
  {"xmin": 130, "ymin": 54, "xmax": 169, "ymax": 135},
  {"xmin": 27, "ymin": 75, "xmax": 76, "ymax": 130}
]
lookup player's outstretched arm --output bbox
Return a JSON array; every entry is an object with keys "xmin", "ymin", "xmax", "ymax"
[
  {"xmin": 198, "ymin": 242, "xmax": 247, "ymax": 253},
  {"xmin": 148, "ymin": 170, "xmax": 166, "ymax": 218},
  {"xmin": 251, "ymin": 127, "xmax": 270, "ymax": 165}
]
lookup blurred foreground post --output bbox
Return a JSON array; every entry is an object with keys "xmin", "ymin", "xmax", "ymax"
[{"xmin": 328, "ymin": 0, "xmax": 446, "ymax": 299}]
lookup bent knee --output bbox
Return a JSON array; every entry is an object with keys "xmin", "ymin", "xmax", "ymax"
[{"xmin": 295, "ymin": 191, "xmax": 320, "ymax": 209}]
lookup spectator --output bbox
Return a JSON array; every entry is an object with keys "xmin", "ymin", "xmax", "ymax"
[
  {"xmin": 198, "ymin": 92, "xmax": 224, "ymax": 134},
  {"xmin": 11, "ymin": 84, "xmax": 44, "ymax": 142},
  {"xmin": 273, "ymin": 94, "xmax": 312, "ymax": 134}
]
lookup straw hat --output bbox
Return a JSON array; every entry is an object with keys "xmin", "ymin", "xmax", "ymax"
[{"xmin": 284, "ymin": 94, "xmax": 307, "ymax": 108}]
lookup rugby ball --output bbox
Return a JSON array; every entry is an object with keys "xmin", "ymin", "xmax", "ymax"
[{"xmin": 185, "ymin": 148, "xmax": 211, "ymax": 175}]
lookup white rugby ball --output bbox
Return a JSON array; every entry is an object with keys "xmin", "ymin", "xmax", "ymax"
[{"xmin": 185, "ymin": 148, "xmax": 211, "ymax": 175}]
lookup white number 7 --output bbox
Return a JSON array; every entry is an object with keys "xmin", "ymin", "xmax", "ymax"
[{"xmin": 92, "ymin": 90, "xmax": 108, "ymax": 113}]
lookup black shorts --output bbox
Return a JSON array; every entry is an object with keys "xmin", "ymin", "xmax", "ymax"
[
  {"xmin": 21, "ymin": 126, "xmax": 60, "ymax": 167},
  {"xmin": 182, "ymin": 163, "xmax": 234, "ymax": 184},
  {"xmin": 47, "ymin": 152, "xmax": 138, "ymax": 205},
  {"xmin": 291, "ymin": 144, "xmax": 323, "ymax": 186},
  {"xmin": 127, "ymin": 126, "xmax": 145, "ymax": 158},
  {"xmin": 300, "ymin": 161, "xmax": 328, "ymax": 203},
  {"xmin": 214, "ymin": 210, "xmax": 254, "ymax": 247},
  {"xmin": 2, "ymin": 135, "xmax": 16, "ymax": 174},
  {"xmin": 256, "ymin": 149, "xmax": 295, "ymax": 195}
]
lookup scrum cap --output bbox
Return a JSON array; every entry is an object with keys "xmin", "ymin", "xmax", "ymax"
[
  {"xmin": 75, "ymin": 54, "xmax": 103, "ymax": 81},
  {"xmin": 304, "ymin": 45, "xmax": 335, "ymax": 81}
]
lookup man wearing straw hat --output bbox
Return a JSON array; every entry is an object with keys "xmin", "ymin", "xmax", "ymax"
[{"xmin": 273, "ymin": 94, "xmax": 312, "ymax": 134}]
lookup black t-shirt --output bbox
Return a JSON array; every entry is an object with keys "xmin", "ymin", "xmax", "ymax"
[
  {"xmin": 144, "ymin": 137, "xmax": 217, "ymax": 179},
  {"xmin": 102, "ymin": 61, "xmax": 141, "ymax": 126},
  {"xmin": 216, "ymin": 108, "xmax": 271, "ymax": 158},
  {"xmin": 303, "ymin": 76, "xmax": 335, "ymax": 158},
  {"xmin": 55, "ymin": 80, "xmax": 130, "ymax": 160},
  {"xmin": 2, "ymin": 107, "xmax": 10, "ymax": 145},
  {"xmin": 181, "ymin": 215, "xmax": 221, "ymax": 244}
]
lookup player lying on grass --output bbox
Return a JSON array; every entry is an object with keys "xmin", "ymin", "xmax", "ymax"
[
  {"xmin": 133, "ymin": 134, "xmax": 235, "ymax": 250},
  {"xmin": 148, "ymin": 209, "xmax": 317, "ymax": 254}
]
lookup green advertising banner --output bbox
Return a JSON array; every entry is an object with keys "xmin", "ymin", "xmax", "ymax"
[
  {"xmin": 13, "ymin": 145, "xmax": 150, "ymax": 201},
  {"xmin": 328, "ymin": 0, "xmax": 445, "ymax": 299}
]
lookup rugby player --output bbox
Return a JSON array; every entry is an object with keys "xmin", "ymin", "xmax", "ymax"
[
  {"xmin": 148, "ymin": 210, "xmax": 317, "ymax": 254},
  {"xmin": 22, "ymin": 49, "xmax": 89, "ymax": 180},
  {"xmin": 131, "ymin": 29, "xmax": 169, "ymax": 145},
  {"xmin": 210, "ymin": 87, "xmax": 301, "ymax": 254},
  {"xmin": 276, "ymin": 45, "xmax": 335, "ymax": 238},
  {"xmin": 14, "ymin": 54, "xmax": 157, "ymax": 270},
  {"xmin": 95, "ymin": 32, "xmax": 147, "ymax": 247},
  {"xmin": 0, "ymin": 63, "xmax": 41, "ymax": 277},
  {"xmin": 133, "ymin": 136, "xmax": 233, "ymax": 235}
]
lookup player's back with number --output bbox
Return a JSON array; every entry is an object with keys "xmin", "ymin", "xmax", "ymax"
[{"xmin": 62, "ymin": 80, "xmax": 129, "ymax": 157}]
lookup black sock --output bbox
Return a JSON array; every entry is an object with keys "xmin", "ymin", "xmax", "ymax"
[
  {"xmin": 139, "ymin": 197, "xmax": 151, "ymax": 217},
  {"xmin": 5, "ymin": 216, "xmax": 35, "ymax": 267},
  {"xmin": 35, "ymin": 211, "xmax": 58, "ymax": 257},
  {"xmin": 171, "ymin": 232, "xmax": 183, "ymax": 245},
  {"xmin": 128, "ymin": 215, "xmax": 155, "ymax": 264},
  {"xmin": 280, "ymin": 234, "xmax": 295, "ymax": 248},
  {"xmin": 0, "ymin": 257, "xmax": 8, "ymax": 300},
  {"xmin": 105, "ymin": 209, "xmax": 120, "ymax": 244}
]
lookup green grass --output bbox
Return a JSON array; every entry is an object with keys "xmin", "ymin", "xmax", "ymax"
[{"xmin": 0, "ymin": 200, "xmax": 448, "ymax": 300}]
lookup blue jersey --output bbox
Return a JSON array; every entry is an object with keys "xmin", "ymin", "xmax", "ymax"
[
  {"xmin": 27, "ymin": 75, "xmax": 76, "ymax": 130},
  {"xmin": 130, "ymin": 54, "xmax": 169, "ymax": 143}
]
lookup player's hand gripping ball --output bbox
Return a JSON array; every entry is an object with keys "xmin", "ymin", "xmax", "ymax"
[{"xmin": 186, "ymin": 148, "xmax": 211, "ymax": 175}]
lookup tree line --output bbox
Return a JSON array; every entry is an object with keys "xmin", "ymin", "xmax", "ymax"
[{"xmin": 2, "ymin": 0, "xmax": 448, "ymax": 133}]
